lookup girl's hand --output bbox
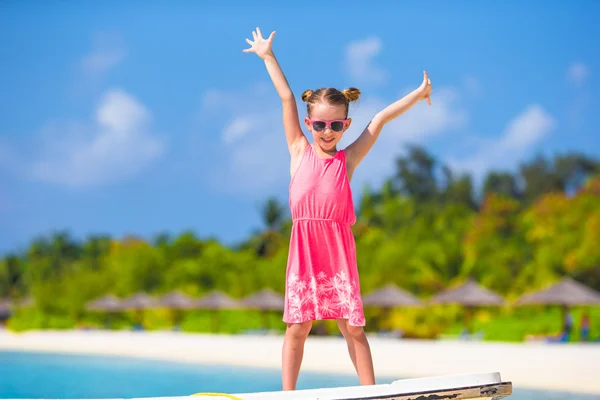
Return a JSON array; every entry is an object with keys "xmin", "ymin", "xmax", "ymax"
[
  {"xmin": 418, "ymin": 71, "xmax": 433, "ymax": 105},
  {"xmin": 243, "ymin": 27, "xmax": 276, "ymax": 60}
]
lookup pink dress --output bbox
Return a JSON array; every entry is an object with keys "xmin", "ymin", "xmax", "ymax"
[{"xmin": 283, "ymin": 143, "xmax": 366, "ymax": 327}]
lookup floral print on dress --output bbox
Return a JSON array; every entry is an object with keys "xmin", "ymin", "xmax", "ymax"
[{"xmin": 286, "ymin": 270, "xmax": 366, "ymax": 326}]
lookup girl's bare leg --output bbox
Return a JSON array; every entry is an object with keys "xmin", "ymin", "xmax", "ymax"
[
  {"xmin": 337, "ymin": 318, "xmax": 375, "ymax": 385},
  {"xmin": 282, "ymin": 321, "xmax": 313, "ymax": 390}
]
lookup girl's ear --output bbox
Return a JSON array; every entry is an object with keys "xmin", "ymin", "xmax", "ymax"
[
  {"xmin": 344, "ymin": 118, "xmax": 352, "ymax": 131},
  {"xmin": 304, "ymin": 117, "xmax": 312, "ymax": 131}
]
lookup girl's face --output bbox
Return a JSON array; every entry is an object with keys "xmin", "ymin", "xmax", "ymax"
[{"xmin": 304, "ymin": 102, "xmax": 352, "ymax": 152}]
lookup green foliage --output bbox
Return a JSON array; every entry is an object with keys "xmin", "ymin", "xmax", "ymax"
[{"xmin": 1, "ymin": 148, "xmax": 599, "ymax": 342}]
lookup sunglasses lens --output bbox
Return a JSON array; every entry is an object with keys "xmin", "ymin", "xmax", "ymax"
[
  {"xmin": 312, "ymin": 121, "xmax": 326, "ymax": 131},
  {"xmin": 331, "ymin": 121, "xmax": 344, "ymax": 131}
]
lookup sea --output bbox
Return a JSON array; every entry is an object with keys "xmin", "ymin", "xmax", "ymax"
[{"xmin": 0, "ymin": 351, "xmax": 597, "ymax": 400}]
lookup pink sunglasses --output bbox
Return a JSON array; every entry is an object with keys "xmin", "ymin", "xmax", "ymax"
[{"xmin": 307, "ymin": 119, "xmax": 349, "ymax": 132}]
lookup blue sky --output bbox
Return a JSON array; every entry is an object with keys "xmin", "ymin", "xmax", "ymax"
[{"xmin": 0, "ymin": 0, "xmax": 598, "ymax": 254}]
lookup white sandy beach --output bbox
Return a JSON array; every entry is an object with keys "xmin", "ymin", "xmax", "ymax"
[{"xmin": 0, "ymin": 329, "xmax": 598, "ymax": 396}]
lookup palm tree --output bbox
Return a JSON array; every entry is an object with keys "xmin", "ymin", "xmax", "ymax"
[
  {"xmin": 170, "ymin": 231, "xmax": 204, "ymax": 259},
  {"xmin": 28, "ymin": 236, "xmax": 51, "ymax": 259},
  {"xmin": 0, "ymin": 254, "xmax": 24, "ymax": 298},
  {"xmin": 262, "ymin": 197, "xmax": 285, "ymax": 232},
  {"xmin": 82, "ymin": 235, "xmax": 111, "ymax": 270},
  {"xmin": 49, "ymin": 231, "xmax": 81, "ymax": 275},
  {"xmin": 247, "ymin": 197, "xmax": 287, "ymax": 258}
]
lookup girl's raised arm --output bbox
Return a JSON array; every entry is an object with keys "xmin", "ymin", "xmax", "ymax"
[
  {"xmin": 346, "ymin": 71, "xmax": 432, "ymax": 170},
  {"xmin": 243, "ymin": 28, "xmax": 307, "ymax": 156}
]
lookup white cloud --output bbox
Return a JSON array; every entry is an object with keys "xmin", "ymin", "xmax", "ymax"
[
  {"xmin": 80, "ymin": 32, "xmax": 126, "ymax": 77},
  {"xmin": 96, "ymin": 90, "xmax": 147, "ymax": 131},
  {"xmin": 503, "ymin": 105, "xmax": 554, "ymax": 147},
  {"xmin": 29, "ymin": 89, "xmax": 164, "ymax": 188},
  {"xmin": 222, "ymin": 116, "xmax": 258, "ymax": 144},
  {"xmin": 446, "ymin": 105, "xmax": 555, "ymax": 181},
  {"xmin": 567, "ymin": 62, "xmax": 590, "ymax": 86},
  {"xmin": 343, "ymin": 36, "xmax": 388, "ymax": 85},
  {"xmin": 198, "ymin": 83, "xmax": 290, "ymax": 195}
]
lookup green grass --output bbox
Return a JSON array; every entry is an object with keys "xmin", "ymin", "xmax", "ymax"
[
  {"xmin": 6, "ymin": 305, "xmax": 599, "ymax": 343},
  {"xmin": 441, "ymin": 306, "xmax": 600, "ymax": 342}
]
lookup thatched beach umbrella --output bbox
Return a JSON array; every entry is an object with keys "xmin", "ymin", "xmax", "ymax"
[
  {"xmin": 121, "ymin": 292, "xmax": 157, "ymax": 329},
  {"xmin": 155, "ymin": 291, "xmax": 196, "ymax": 309},
  {"xmin": 86, "ymin": 294, "xmax": 122, "ymax": 312},
  {"xmin": 515, "ymin": 277, "xmax": 600, "ymax": 306},
  {"xmin": 154, "ymin": 291, "xmax": 197, "ymax": 328},
  {"xmin": 242, "ymin": 288, "xmax": 284, "ymax": 310},
  {"xmin": 195, "ymin": 290, "xmax": 241, "ymax": 309},
  {"xmin": 0, "ymin": 298, "xmax": 11, "ymax": 321},
  {"xmin": 242, "ymin": 288, "xmax": 284, "ymax": 329},
  {"xmin": 121, "ymin": 292, "xmax": 157, "ymax": 310},
  {"xmin": 195, "ymin": 290, "xmax": 242, "ymax": 332},
  {"xmin": 363, "ymin": 284, "xmax": 422, "ymax": 308},
  {"xmin": 86, "ymin": 294, "xmax": 123, "ymax": 328},
  {"xmin": 0, "ymin": 295, "xmax": 34, "ymax": 323},
  {"xmin": 362, "ymin": 284, "xmax": 422, "ymax": 333},
  {"xmin": 430, "ymin": 279, "xmax": 504, "ymax": 334},
  {"xmin": 430, "ymin": 279, "xmax": 504, "ymax": 307},
  {"xmin": 516, "ymin": 277, "xmax": 600, "ymax": 340}
]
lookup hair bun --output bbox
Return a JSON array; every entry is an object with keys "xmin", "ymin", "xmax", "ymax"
[
  {"xmin": 301, "ymin": 89, "xmax": 314, "ymax": 102},
  {"xmin": 342, "ymin": 87, "xmax": 361, "ymax": 102}
]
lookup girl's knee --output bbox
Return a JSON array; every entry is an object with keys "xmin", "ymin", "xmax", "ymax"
[
  {"xmin": 338, "ymin": 319, "xmax": 365, "ymax": 339},
  {"xmin": 346, "ymin": 324, "xmax": 365, "ymax": 339},
  {"xmin": 286, "ymin": 321, "xmax": 312, "ymax": 340}
]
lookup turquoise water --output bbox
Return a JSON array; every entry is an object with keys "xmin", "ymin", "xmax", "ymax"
[{"xmin": 0, "ymin": 351, "xmax": 596, "ymax": 399}]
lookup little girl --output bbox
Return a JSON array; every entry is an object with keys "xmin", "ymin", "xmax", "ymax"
[{"xmin": 243, "ymin": 27, "xmax": 432, "ymax": 390}]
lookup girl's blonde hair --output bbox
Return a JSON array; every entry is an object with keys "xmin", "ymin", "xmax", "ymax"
[{"xmin": 301, "ymin": 87, "xmax": 361, "ymax": 118}]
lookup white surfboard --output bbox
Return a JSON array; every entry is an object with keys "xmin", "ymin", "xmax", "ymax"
[
  {"xmin": 190, "ymin": 372, "xmax": 513, "ymax": 400},
  {"xmin": 5, "ymin": 372, "xmax": 512, "ymax": 400}
]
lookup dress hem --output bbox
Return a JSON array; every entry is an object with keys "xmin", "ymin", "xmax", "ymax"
[{"xmin": 282, "ymin": 315, "xmax": 366, "ymax": 327}]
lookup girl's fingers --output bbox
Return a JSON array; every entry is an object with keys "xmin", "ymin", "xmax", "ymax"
[
  {"xmin": 256, "ymin": 27, "xmax": 263, "ymax": 38},
  {"xmin": 243, "ymin": 37, "xmax": 254, "ymax": 52},
  {"xmin": 252, "ymin": 30, "xmax": 257, "ymax": 40},
  {"xmin": 268, "ymin": 31, "xmax": 276, "ymax": 42}
]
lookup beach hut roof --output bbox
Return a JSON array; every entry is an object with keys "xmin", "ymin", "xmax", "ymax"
[
  {"xmin": 155, "ymin": 291, "xmax": 196, "ymax": 309},
  {"xmin": 242, "ymin": 288, "xmax": 284, "ymax": 311},
  {"xmin": 0, "ymin": 298, "xmax": 11, "ymax": 318},
  {"xmin": 120, "ymin": 292, "xmax": 156, "ymax": 310},
  {"xmin": 86, "ymin": 294, "xmax": 122, "ymax": 312},
  {"xmin": 362, "ymin": 284, "xmax": 422, "ymax": 308},
  {"xmin": 429, "ymin": 279, "xmax": 504, "ymax": 307},
  {"xmin": 195, "ymin": 290, "xmax": 241, "ymax": 309},
  {"xmin": 516, "ymin": 277, "xmax": 600, "ymax": 306}
]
